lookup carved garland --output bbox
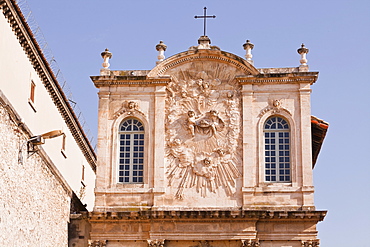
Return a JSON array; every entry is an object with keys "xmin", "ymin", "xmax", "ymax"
[
  {"xmin": 258, "ymin": 99, "xmax": 291, "ymax": 118},
  {"xmin": 112, "ymin": 100, "xmax": 146, "ymax": 120}
]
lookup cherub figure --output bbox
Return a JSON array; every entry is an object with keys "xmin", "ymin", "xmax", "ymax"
[
  {"xmin": 209, "ymin": 110, "xmax": 223, "ymax": 134},
  {"xmin": 187, "ymin": 110, "xmax": 198, "ymax": 137},
  {"xmin": 127, "ymin": 101, "xmax": 136, "ymax": 109}
]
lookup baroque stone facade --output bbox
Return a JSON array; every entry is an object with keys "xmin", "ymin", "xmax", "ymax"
[
  {"xmin": 90, "ymin": 36, "xmax": 327, "ymax": 246},
  {"xmin": 0, "ymin": 96, "xmax": 70, "ymax": 245}
]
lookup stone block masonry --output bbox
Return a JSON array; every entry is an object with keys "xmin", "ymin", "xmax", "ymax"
[{"xmin": 0, "ymin": 98, "xmax": 70, "ymax": 246}]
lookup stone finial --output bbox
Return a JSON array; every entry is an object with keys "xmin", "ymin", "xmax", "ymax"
[
  {"xmin": 243, "ymin": 40, "xmax": 254, "ymax": 65},
  {"xmin": 297, "ymin": 43, "xmax": 309, "ymax": 66},
  {"xmin": 198, "ymin": 35, "xmax": 211, "ymax": 49},
  {"xmin": 156, "ymin": 41, "xmax": 167, "ymax": 64},
  {"xmin": 101, "ymin": 48, "xmax": 112, "ymax": 69},
  {"xmin": 100, "ymin": 48, "xmax": 112, "ymax": 75}
]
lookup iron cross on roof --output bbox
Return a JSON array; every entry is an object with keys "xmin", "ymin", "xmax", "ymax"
[{"xmin": 194, "ymin": 7, "xmax": 216, "ymax": 36}]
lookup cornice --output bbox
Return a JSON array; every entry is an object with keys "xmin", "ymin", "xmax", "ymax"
[
  {"xmin": 91, "ymin": 75, "xmax": 171, "ymax": 87},
  {"xmin": 0, "ymin": 0, "xmax": 96, "ymax": 171},
  {"xmin": 89, "ymin": 210, "xmax": 326, "ymax": 222},
  {"xmin": 91, "ymin": 71, "xmax": 319, "ymax": 88},
  {"xmin": 148, "ymin": 49, "xmax": 260, "ymax": 77},
  {"xmin": 236, "ymin": 72, "xmax": 319, "ymax": 85}
]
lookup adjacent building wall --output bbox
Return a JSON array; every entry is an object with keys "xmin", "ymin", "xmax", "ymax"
[
  {"xmin": 0, "ymin": 2, "xmax": 95, "ymax": 211},
  {"xmin": 0, "ymin": 92, "xmax": 70, "ymax": 245},
  {"xmin": 0, "ymin": 0, "xmax": 97, "ymax": 245}
]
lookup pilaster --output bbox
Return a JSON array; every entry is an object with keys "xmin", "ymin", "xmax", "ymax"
[
  {"xmin": 298, "ymin": 83, "xmax": 315, "ymax": 207},
  {"xmin": 153, "ymin": 86, "xmax": 166, "ymax": 192},
  {"xmin": 242, "ymin": 84, "xmax": 254, "ymax": 190},
  {"xmin": 96, "ymin": 90, "xmax": 111, "ymax": 189}
]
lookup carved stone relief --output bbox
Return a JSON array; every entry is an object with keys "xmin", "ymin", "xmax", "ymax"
[
  {"xmin": 241, "ymin": 239, "xmax": 260, "ymax": 247},
  {"xmin": 165, "ymin": 63, "xmax": 242, "ymax": 199},
  {"xmin": 301, "ymin": 240, "xmax": 319, "ymax": 247},
  {"xmin": 258, "ymin": 99, "xmax": 291, "ymax": 118},
  {"xmin": 147, "ymin": 239, "xmax": 165, "ymax": 247},
  {"xmin": 112, "ymin": 100, "xmax": 145, "ymax": 119},
  {"xmin": 88, "ymin": 240, "xmax": 107, "ymax": 247}
]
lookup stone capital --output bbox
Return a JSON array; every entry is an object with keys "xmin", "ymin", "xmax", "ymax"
[
  {"xmin": 147, "ymin": 239, "xmax": 165, "ymax": 247},
  {"xmin": 301, "ymin": 240, "xmax": 319, "ymax": 247},
  {"xmin": 88, "ymin": 240, "xmax": 107, "ymax": 247},
  {"xmin": 241, "ymin": 239, "xmax": 260, "ymax": 247}
]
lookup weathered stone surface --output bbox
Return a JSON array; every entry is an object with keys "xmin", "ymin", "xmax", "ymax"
[
  {"xmin": 0, "ymin": 102, "xmax": 70, "ymax": 246},
  {"xmin": 90, "ymin": 42, "xmax": 326, "ymax": 245}
]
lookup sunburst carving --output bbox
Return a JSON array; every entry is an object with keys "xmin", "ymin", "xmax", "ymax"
[{"xmin": 164, "ymin": 62, "xmax": 242, "ymax": 199}]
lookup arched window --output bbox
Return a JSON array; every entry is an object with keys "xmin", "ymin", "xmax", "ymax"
[
  {"xmin": 118, "ymin": 118, "xmax": 144, "ymax": 183},
  {"xmin": 264, "ymin": 116, "xmax": 291, "ymax": 182}
]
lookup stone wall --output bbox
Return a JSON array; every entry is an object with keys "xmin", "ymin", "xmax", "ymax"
[{"xmin": 0, "ymin": 99, "xmax": 71, "ymax": 246}]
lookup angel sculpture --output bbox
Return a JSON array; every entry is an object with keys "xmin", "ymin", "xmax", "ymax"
[
  {"xmin": 186, "ymin": 110, "xmax": 224, "ymax": 138},
  {"xmin": 167, "ymin": 148, "xmax": 241, "ymax": 199}
]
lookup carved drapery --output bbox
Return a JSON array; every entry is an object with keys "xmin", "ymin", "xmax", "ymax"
[
  {"xmin": 241, "ymin": 239, "xmax": 260, "ymax": 247},
  {"xmin": 147, "ymin": 239, "xmax": 165, "ymax": 247},
  {"xmin": 165, "ymin": 63, "xmax": 242, "ymax": 199},
  {"xmin": 301, "ymin": 240, "xmax": 319, "ymax": 247},
  {"xmin": 88, "ymin": 240, "xmax": 107, "ymax": 247}
]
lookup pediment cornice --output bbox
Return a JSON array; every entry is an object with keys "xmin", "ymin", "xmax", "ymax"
[{"xmin": 148, "ymin": 49, "xmax": 260, "ymax": 78}]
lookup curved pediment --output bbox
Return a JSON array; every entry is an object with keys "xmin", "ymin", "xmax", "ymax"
[
  {"xmin": 155, "ymin": 48, "xmax": 250, "ymax": 200},
  {"xmin": 147, "ymin": 49, "xmax": 260, "ymax": 78}
]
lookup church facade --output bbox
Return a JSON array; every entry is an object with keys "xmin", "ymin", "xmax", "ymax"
[{"xmin": 89, "ymin": 37, "xmax": 328, "ymax": 247}]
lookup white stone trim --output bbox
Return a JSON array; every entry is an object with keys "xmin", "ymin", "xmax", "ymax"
[
  {"xmin": 256, "ymin": 109, "xmax": 298, "ymax": 187},
  {"xmin": 110, "ymin": 109, "xmax": 151, "ymax": 189}
]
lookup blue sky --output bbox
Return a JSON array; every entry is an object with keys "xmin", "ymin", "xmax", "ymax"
[{"xmin": 24, "ymin": 0, "xmax": 370, "ymax": 246}]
